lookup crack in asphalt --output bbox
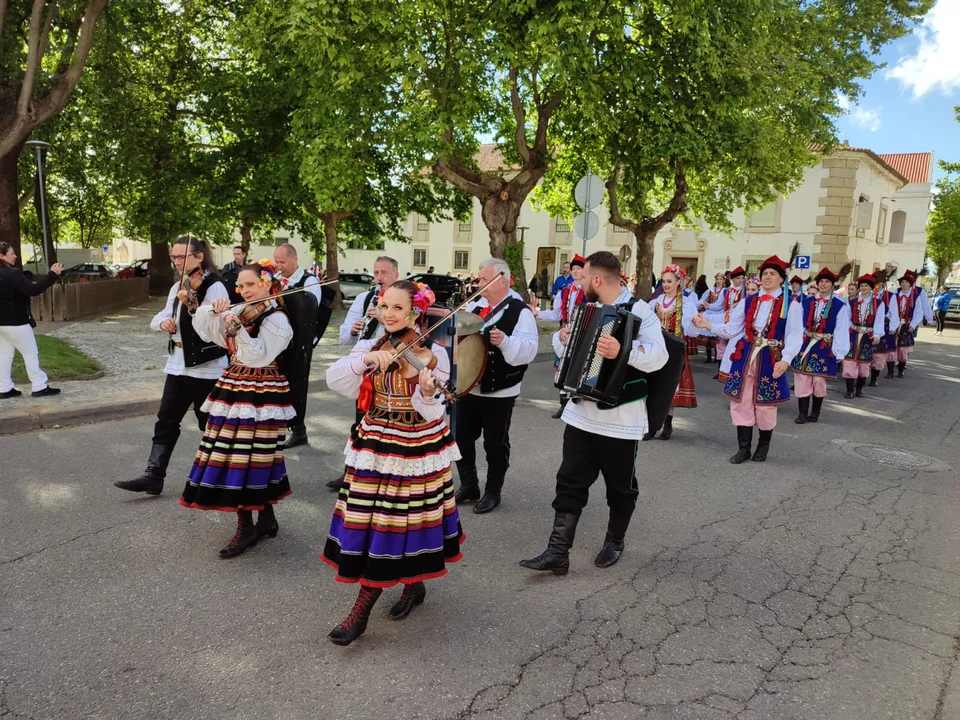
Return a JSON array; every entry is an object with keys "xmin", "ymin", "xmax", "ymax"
[
  {"xmin": 445, "ymin": 463, "xmax": 960, "ymax": 720},
  {"xmin": 0, "ymin": 521, "xmax": 136, "ymax": 566}
]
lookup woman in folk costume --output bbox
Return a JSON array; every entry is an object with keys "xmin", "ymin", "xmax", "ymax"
[
  {"xmin": 893, "ymin": 270, "xmax": 929, "ymax": 377},
  {"xmin": 539, "ymin": 255, "xmax": 586, "ymax": 418},
  {"xmin": 323, "ymin": 281, "xmax": 463, "ymax": 646},
  {"xmin": 647, "ymin": 264, "xmax": 699, "ymax": 440},
  {"xmin": 790, "ymin": 266, "xmax": 850, "ymax": 424},
  {"xmin": 693, "ymin": 255, "xmax": 803, "ymax": 464},
  {"xmin": 181, "ymin": 260, "xmax": 295, "ymax": 558},
  {"xmin": 870, "ymin": 271, "xmax": 900, "ymax": 384},
  {"xmin": 696, "ymin": 272, "xmax": 726, "ymax": 366},
  {"xmin": 703, "ymin": 267, "xmax": 746, "ymax": 380},
  {"xmin": 841, "ymin": 274, "xmax": 886, "ymax": 398}
]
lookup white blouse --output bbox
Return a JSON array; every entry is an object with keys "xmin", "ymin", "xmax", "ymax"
[
  {"xmin": 325, "ymin": 338, "xmax": 451, "ymax": 423},
  {"xmin": 193, "ymin": 304, "xmax": 293, "ymax": 368}
]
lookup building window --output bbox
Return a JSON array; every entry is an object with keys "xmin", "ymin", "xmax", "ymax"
[
  {"xmin": 458, "ymin": 221, "xmax": 471, "ymax": 233},
  {"xmin": 273, "ymin": 235, "xmax": 289, "ymax": 246},
  {"xmin": 555, "ymin": 218, "xmax": 570, "ymax": 233},
  {"xmin": 889, "ymin": 210, "xmax": 906, "ymax": 244},
  {"xmin": 743, "ymin": 257, "xmax": 765, "ymax": 277},
  {"xmin": 454, "ymin": 250, "xmax": 469, "ymax": 270},
  {"xmin": 614, "ymin": 224, "xmax": 630, "ymax": 233},
  {"xmin": 417, "ymin": 216, "xmax": 429, "ymax": 231},
  {"xmin": 413, "ymin": 248, "xmax": 427, "ymax": 267},
  {"xmin": 748, "ymin": 201, "xmax": 777, "ymax": 229},
  {"xmin": 346, "ymin": 239, "xmax": 385, "ymax": 250},
  {"xmin": 877, "ymin": 206, "xmax": 888, "ymax": 244}
]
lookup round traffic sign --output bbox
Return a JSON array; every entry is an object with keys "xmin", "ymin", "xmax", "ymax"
[
  {"xmin": 574, "ymin": 211, "xmax": 600, "ymax": 241},
  {"xmin": 575, "ymin": 173, "xmax": 603, "ymax": 210}
]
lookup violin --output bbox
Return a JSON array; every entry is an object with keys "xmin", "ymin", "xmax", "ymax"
[
  {"xmin": 380, "ymin": 328, "xmax": 457, "ymax": 404},
  {"xmin": 178, "ymin": 266, "xmax": 204, "ymax": 309},
  {"xmin": 224, "ymin": 300, "xmax": 273, "ymax": 337}
]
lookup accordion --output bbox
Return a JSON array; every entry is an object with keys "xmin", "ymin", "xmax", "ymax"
[
  {"xmin": 554, "ymin": 300, "xmax": 686, "ymax": 433},
  {"xmin": 555, "ymin": 302, "xmax": 639, "ymax": 406}
]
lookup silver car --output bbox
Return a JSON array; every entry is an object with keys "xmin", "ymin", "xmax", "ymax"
[{"xmin": 338, "ymin": 273, "xmax": 374, "ymax": 301}]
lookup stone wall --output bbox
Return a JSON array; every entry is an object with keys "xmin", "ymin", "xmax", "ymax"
[{"xmin": 813, "ymin": 156, "xmax": 858, "ymax": 271}]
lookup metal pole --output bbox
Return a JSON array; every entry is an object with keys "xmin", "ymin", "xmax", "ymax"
[
  {"xmin": 25, "ymin": 140, "xmax": 55, "ymax": 269},
  {"xmin": 582, "ymin": 174, "xmax": 592, "ymax": 256}
]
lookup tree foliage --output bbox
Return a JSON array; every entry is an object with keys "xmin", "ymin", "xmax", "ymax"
[
  {"xmin": 928, "ymin": 109, "xmax": 960, "ymax": 285},
  {"xmin": 535, "ymin": 0, "xmax": 933, "ymax": 298}
]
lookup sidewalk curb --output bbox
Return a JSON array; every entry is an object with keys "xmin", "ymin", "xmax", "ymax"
[
  {"xmin": 0, "ymin": 396, "xmax": 161, "ymax": 435},
  {"xmin": 1, "ymin": 350, "xmax": 556, "ymax": 435}
]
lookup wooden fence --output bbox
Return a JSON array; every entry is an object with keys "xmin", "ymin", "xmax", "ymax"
[{"xmin": 30, "ymin": 278, "xmax": 150, "ymax": 322}]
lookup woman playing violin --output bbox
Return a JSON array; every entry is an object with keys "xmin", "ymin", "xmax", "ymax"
[
  {"xmin": 179, "ymin": 259, "xmax": 295, "ymax": 558},
  {"xmin": 323, "ymin": 281, "xmax": 463, "ymax": 646}
]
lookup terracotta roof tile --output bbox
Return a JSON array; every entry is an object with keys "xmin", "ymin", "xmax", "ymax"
[
  {"xmin": 877, "ymin": 152, "xmax": 934, "ymax": 184},
  {"xmin": 476, "ymin": 144, "xmax": 513, "ymax": 172}
]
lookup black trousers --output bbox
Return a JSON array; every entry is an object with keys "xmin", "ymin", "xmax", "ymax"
[
  {"xmin": 455, "ymin": 393, "xmax": 515, "ymax": 495},
  {"xmin": 150, "ymin": 374, "xmax": 218, "ymax": 448},
  {"xmin": 936, "ymin": 310, "xmax": 947, "ymax": 333},
  {"xmin": 552, "ymin": 424, "xmax": 639, "ymax": 517},
  {"xmin": 287, "ymin": 350, "xmax": 314, "ymax": 430}
]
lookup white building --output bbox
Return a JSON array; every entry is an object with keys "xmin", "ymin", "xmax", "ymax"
[{"xmin": 113, "ymin": 145, "xmax": 933, "ymax": 289}]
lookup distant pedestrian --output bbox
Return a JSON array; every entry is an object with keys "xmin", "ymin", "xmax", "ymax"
[
  {"xmin": 934, "ymin": 286, "xmax": 951, "ymax": 335},
  {"xmin": 0, "ymin": 241, "xmax": 63, "ymax": 399},
  {"xmin": 551, "ymin": 262, "xmax": 573, "ymax": 297},
  {"xmin": 221, "ymin": 246, "xmax": 247, "ymax": 304}
]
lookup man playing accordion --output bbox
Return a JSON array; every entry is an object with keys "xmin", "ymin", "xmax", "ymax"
[{"xmin": 520, "ymin": 251, "xmax": 668, "ymax": 575}]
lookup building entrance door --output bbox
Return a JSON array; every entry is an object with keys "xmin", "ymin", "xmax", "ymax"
[{"xmin": 670, "ymin": 255, "xmax": 699, "ymax": 282}]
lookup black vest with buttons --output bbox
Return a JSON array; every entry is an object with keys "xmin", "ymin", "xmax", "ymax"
[
  {"xmin": 477, "ymin": 297, "xmax": 530, "ymax": 393},
  {"xmin": 169, "ymin": 274, "xmax": 228, "ymax": 368}
]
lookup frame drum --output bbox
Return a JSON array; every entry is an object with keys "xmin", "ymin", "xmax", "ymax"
[{"xmin": 453, "ymin": 333, "xmax": 487, "ymax": 396}]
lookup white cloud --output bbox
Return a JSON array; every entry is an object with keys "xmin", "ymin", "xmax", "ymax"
[
  {"xmin": 886, "ymin": 0, "xmax": 960, "ymax": 98},
  {"xmin": 835, "ymin": 94, "xmax": 883, "ymax": 132}
]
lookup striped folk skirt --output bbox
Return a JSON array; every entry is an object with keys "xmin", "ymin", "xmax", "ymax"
[
  {"xmin": 673, "ymin": 355, "xmax": 697, "ymax": 408},
  {"xmin": 180, "ymin": 363, "xmax": 294, "ymax": 512},
  {"xmin": 322, "ymin": 405, "xmax": 464, "ymax": 588}
]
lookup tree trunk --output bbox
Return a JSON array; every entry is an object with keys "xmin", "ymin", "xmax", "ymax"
[
  {"xmin": 149, "ymin": 236, "xmax": 172, "ymax": 296},
  {"xmin": 239, "ymin": 214, "xmax": 252, "ymax": 256},
  {"xmin": 0, "ymin": 145, "xmax": 24, "ymax": 266},
  {"xmin": 323, "ymin": 213, "xmax": 343, "ymax": 310},
  {"xmin": 481, "ymin": 191, "xmax": 530, "ymax": 303},
  {"xmin": 634, "ymin": 228, "xmax": 657, "ymax": 300}
]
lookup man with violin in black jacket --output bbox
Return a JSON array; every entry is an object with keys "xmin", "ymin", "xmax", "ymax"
[{"xmin": 114, "ymin": 236, "xmax": 229, "ymax": 496}]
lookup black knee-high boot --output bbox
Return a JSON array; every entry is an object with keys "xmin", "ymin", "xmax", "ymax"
[
  {"xmin": 329, "ymin": 587, "xmax": 383, "ymax": 646},
  {"xmin": 886, "ymin": 361, "xmax": 895, "ymax": 379},
  {"xmin": 752, "ymin": 430, "xmax": 772, "ymax": 462},
  {"xmin": 868, "ymin": 368, "xmax": 880, "ymax": 387},
  {"xmin": 844, "ymin": 378, "xmax": 855, "ymax": 399},
  {"xmin": 795, "ymin": 396, "xmax": 810, "ymax": 424},
  {"xmin": 855, "ymin": 376, "xmax": 866, "ymax": 397},
  {"xmin": 659, "ymin": 414, "xmax": 674, "ymax": 440},
  {"xmin": 730, "ymin": 426, "xmax": 753, "ymax": 464},
  {"xmin": 255, "ymin": 504, "xmax": 279, "ymax": 540},
  {"xmin": 808, "ymin": 396, "xmax": 823, "ymax": 423},
  {"xmin": 897, "ymin": 361, "xmax": 906, "ymax": 378}
]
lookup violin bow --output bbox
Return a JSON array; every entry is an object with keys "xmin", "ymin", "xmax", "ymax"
[{"xmin": 220, "ymin": 277, "xmax": 341, "ymax": 312}]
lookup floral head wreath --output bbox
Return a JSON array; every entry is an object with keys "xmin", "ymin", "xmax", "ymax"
[
  {"xmin": 747, "ymin": 276, "xmax": 761, "ymax": 287},
  {"xmin": 412, "ymin": 283, "xmax": 435, "ymax": 315},
  {"xmin": 662, "ymin": 264, "xmax": 687, "ymax": 280},
  {"xmin": 252, "ymin": 258, "xmax": 288, "ymax": 292}
]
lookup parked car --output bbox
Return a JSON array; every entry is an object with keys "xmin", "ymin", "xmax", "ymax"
[
  {"xmin": 945, "ymin": 285, "xmax": 960, "ymax": 323},
  {"xmin": 116, "ymin": 258, "xmax": 152, "ymax": 279},
  {"xmin": 408, "ymin": 273, "xmax": 465, "ymax": 307},
  {"xmin": 62, "ymin": 263, "xmax": 114, "ymax": 280},
  {"xmin": 337, "ymin": 272, "xmax": 374, "ymax": 300}
]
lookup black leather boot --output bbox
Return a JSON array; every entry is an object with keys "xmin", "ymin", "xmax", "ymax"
[
  {"xmin": 659, "ymin": 414, "xmax": 674, "ymax": 440},
  {"xmin": 455, "ymin": 464, "xmax": 481, "ymax": 504},
  {"xmin": 329, "ymin": 587, "xmax": 382, "ymax": 646},
  {"xmin": 389, "ymin": 582, "xmax": 426, "ymax": 620},
  {"xmin": 551, "ymin": 396, "xmax": 568, "ymax": 420},
  {"xmin": 897, "ymin": 361, "xmax": 906, "ymax": 378},
  {"xmin": 255, "ymin": 504, "xmax": 279, "ymax": 540},
  {"xmin": 886, "ymin": 361, "xmax": 895, "ymax": 379},
  {"xmin": 752, "ymin": 430, "xmax": 772, "ymax": 462},
  {"xmin": 795, "ymin": 397, "xmax": 810, "ymax": 424},
  {"xmin": 114, "ymin": 443, "xmax": 172, "ymax": 495},
  {"xmin": 519, "ymin": 512, "xmax": 580, "ymax": 575},
  {"xmin": 219, "ymin": 510, "xmax": 258, "ymax": 558},
  {"xmin": 808, "ymin": 396, "xmax": 823, "ymax": 423},
  {"xmin": 844, "ymin": 378, "xmax": 855, "ymax": 399},
  {"xmin": 283, "ymin": 424, "xmax": 308, "ymax": 449},
  {"xmin": 703, "ymin": 347, "xmax": 713, "ymax": 364},
  {"xmin": 868, "ymin": 368, "xmax": 880, "ymax": 387},
  {"xmin": 325, "ymin": 472, "xmax": 345, "ymax": 491},
  {"xmin": 855, "ymin": 377, "xmax": 865, "ymax": 397},
  {"xmin": 595, "ymin": 509, "xmax": 633, "ymax": 568},
  {"xmin": 729, "ymin": 426, "xmax": 752, "ymax": 464}
]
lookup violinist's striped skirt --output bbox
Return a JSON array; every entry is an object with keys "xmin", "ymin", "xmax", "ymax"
[
  {"xmin": 322, "ymin": 404, "xmax": 464, "ymax": 588},
  {"xmin": 180, "ymin": 363, "xmax": 295, "ymax": 512}
]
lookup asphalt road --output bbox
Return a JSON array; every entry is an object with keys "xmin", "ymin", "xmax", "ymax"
[{"xmin": 2, "ymin": 330, "xmax": 960, "ymax": 720}]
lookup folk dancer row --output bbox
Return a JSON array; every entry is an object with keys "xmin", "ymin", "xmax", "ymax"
[{"xmin": 693, "ymin": 255, "xmax": 804, "ymax": 464}]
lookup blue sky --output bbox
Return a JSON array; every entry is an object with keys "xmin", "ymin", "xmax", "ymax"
[{"xmin": 837, "ymin": 0, "xmax": 959, "ymax": 184}]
